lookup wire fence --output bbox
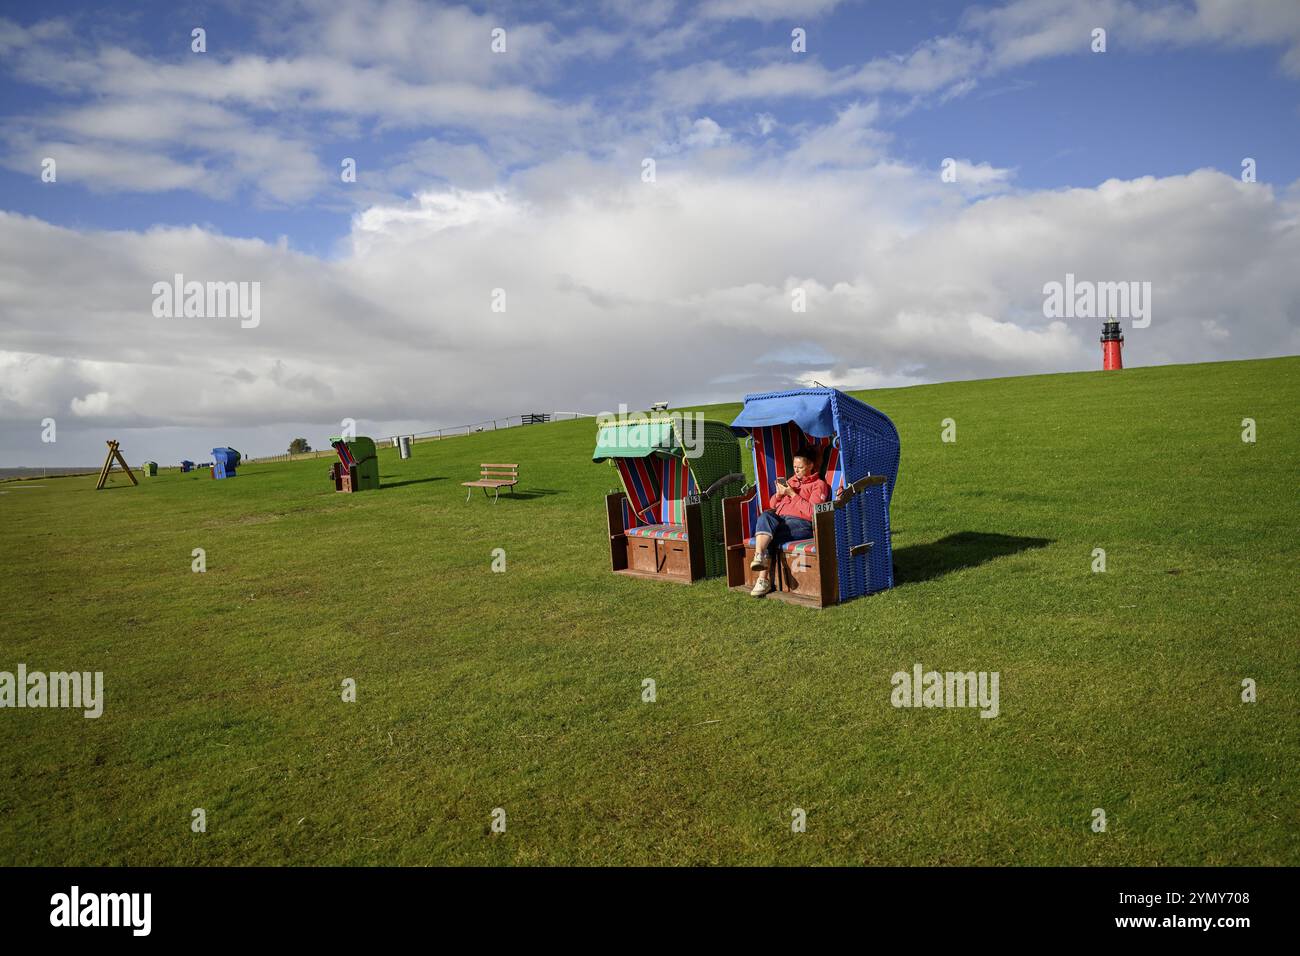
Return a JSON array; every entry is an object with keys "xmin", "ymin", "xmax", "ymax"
[{"xmin": 246, "ymin": 412, "xmax": 596, "ymax": 464}]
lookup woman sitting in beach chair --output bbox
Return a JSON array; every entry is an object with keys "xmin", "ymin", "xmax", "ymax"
[
  {"xmin": 724, "ymin": 388, "xmax": 900, "ymax": 607},
  {"xmin": 747, "ymin": 448, "xmax": 830, "ymax": 597}
]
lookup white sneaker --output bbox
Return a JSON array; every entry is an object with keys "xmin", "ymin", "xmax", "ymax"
[
  {"xmin": 750, "ymin": 577, "xmax": 773, "ymax": 597},
  {"xmin": 750, "ymin": 550, "xmax": 769, "ymax": 571}
]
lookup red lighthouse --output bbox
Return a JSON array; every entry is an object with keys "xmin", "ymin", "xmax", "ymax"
[{"xmin": 1101, "ymin": 319, "xmax": 1124, "ymax": 370}]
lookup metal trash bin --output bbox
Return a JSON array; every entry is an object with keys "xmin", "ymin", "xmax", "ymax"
[{"xmin": 398, "ymin": 435, "xmax": 412, "ymax": 459}]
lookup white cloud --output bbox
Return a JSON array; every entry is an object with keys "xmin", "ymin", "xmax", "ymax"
[
  {"xmin": 2, "ymin": 162, "xmax": 1297, "ymax": 464},
  {"xmin": 351, "ymin": 188, "xmax": 517, "ymax": 252},
  {"xmin": 69, "ymin": 390, "xmax": 110, "ymax": 417},
  {"xmin": 2, "ymin": 2, "xmax": 1299, "ymax": 465},
  {"xmin": 848, "ymin": 36, "xmax": 986, "ymax": 95},
  {"xmin": 653, "ymin": 59, "xmax": 844, "ymax": 106},
  {"xmin": 651, "ymin": 35, "xmax": 985, "ymax": 109},
  {"xmin": 967, "ymin": 0, "xmax": 1300, "ymax": 74},
  {"xmin": 4, "ymin": 0, "xmax": 1297, "ymax": 208},
  {"xmin": 302, "ymin": 0, "xmax": 625, "ymax": 84},
  {"xmin": 2, "ymin": 136, "xmax": 219, "ymax": 195},
  {"xmin": 946, "ymin": 158, "xmax": 1016, "ymax": 196},
  {"xmin": 0, "ymin": 10, "xmax": 591, "ymax": 203},
  {"xmin": 655, "ymin": 0, "xmax": 1300, "ymax": 108},
  {"xmin": 698, "ymin": 0, "xmax": 852, "ymax": 22},
  {"xmin": 782, "ymin": 100, "xmax": 887, "ymax": 168}
]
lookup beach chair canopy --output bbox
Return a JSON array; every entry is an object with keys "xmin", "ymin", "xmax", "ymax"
[
  {"xmin": 592, "ymin": 419, "xmax": 679, "ymax": 460},
  {"xmin": 331, "ymin": 438, "xmax": 358, "ymax": 467},
  {"xmin": 730, "ymin": 391, "xmax": 838, "ymax": 438},
  {"xmin": 730, "ymin": 388, "xmax": 898, "ymax": 494},
  {"xmin": 730, "ymin": 388, "xmax": 900, "ymax": 597},
  {"xmin": 593, "ymin": 417, "xmax": 740, "ymax": 530},
  {"xmin": 212, "ymin": 447, "xmax": 241, "ymax": 467},
  {"xmin": 330, "ymin": 435, "xmax": 377, "ymax": 461}
]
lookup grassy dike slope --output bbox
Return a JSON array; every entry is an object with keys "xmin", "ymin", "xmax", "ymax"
[{"xmin": 1, "ymin": 356, "xmax": 1296, "ymax": 865}]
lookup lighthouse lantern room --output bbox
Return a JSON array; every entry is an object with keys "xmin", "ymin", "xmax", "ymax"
[{"xmin": 1101, "ymin": 319, "xmax": 1124, "ymax": 370}]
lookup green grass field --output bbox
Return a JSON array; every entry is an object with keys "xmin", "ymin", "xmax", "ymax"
[{"xmin": 1, "ymin": 357, "xmax": 1296, "ymax": 866}]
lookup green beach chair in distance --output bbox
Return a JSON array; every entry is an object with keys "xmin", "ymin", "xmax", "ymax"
[{"xmin": 329, "ymin": 436, "xmax": 380, "ymax": 492}]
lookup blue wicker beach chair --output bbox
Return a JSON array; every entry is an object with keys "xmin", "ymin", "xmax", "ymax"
[
  {"xmin": 723, "ymin": 388, "xmax": 900, "ymax": 607},
  {"xmin": 211, "ymin": 447, "xmax": 240, "ymax": 479}
]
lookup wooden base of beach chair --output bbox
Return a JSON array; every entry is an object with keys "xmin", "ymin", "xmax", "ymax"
[
  {"xmin": 724, "ymin": 498, "xmax": 841, "ymax": 608},
  {"xmin": 331, "ymin": 462, "xmax": 360, "ymax": 492},
  {"xmin": 728, "ymin": 551, "xmax": 834, "ymax": 607},
  {"xmin": 606, "ymin": 493, "xmax": 706, "ymax": 584}
]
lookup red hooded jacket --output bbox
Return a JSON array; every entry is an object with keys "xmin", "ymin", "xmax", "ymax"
[{"xmin": 771, "ymin": 474, "xmax": 830, "ymax": 521}]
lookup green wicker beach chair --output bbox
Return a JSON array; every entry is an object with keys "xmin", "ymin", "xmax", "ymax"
[{"xmin": 593, "ymin": 416, "xmax": 744, "ymax": 584}]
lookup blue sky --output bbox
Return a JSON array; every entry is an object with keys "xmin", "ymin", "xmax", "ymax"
[
  {"xmin": 1, "ymin": 0, "xmax": 1298, "ymax": 464},
  {"xmin": 3, "ymin": 1, "xmax": 1296, "ymax": 248}
]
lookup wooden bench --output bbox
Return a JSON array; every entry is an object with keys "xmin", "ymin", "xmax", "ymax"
[{"xmin": 463, "ymin": 463, "xmax": 519, "ymax": 502}]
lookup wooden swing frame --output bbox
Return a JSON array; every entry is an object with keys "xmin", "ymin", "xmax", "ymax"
[{"xmin": 95, "ymin": 440, "xmax": 139, "ymax": 490}]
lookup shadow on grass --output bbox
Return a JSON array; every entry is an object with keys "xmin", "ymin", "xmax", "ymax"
[
  {"xmin": 463, "ymin": 487, "xmax": 563, "ymax": 502},
  {"xmin": 893, "ymin": 531, "xmax": 1052, "ymax": 586},
  {"xmin": 381, "ymin": 476, "xmax": 448, "ymax": 489}
]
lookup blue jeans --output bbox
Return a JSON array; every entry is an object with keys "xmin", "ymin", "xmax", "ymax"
[{"xmin": 754, "ymin": 510, "xmax": 813, "ymax": 553}]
